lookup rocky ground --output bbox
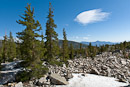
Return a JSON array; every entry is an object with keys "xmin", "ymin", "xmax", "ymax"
[
  {"xmin": 47, "ymin": 52, "xmax": 130, "ymax": 83},
  {"xmin": 0, "ymin": 51, "xmax": 130, "ymax": 87}
]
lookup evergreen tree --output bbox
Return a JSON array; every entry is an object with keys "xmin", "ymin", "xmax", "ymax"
[
  {"xmin": 40, "ymin": 32, "xmax": 46, "ymax": 60},
  {"xmin": 16, "ymin": 4, "xmax": 42, "ymax": 63},
  {"xmin": 79, "ymin": 43, "xmax": 84, "ymax": 56},
  {"xmin": 88, "ymin": 43, "xmax": 96, "ymax": 58},
  {"xmin": 0, "ymin": 40, "xmax": 3, "ymax": 61},
  {"xmin": 0, "ymin": 48, "xmax": 2, "ymax": 61},
  {"xmin": 16, "ymin": 4, "xmax": 47, "ymax": 79},
  {"xmin": 62, "ymin": 28, "xmax": 69, "ymax": 61},
  {"xmin": 16, "ymin": 40, "xmax": 21, "ymax": 59},
  {"xmin": 120, "ymin": 43, "xmax": 124, "ymax": 50},
  {"xmin": 69, "ymin": 43, "xmax": 74, "ymax": 59},
  {"xmin": 86, "ymin": 47, "xmax": 90, "ymax": 57},
  {"xmin": 45, "ymin": 2, "xmax": 59, "ymax": 62},
  {"xmin": 2, "ymin": 35, "xmax": 9, "ymax": 62},
  {"xmin": 8, "ymin": 32, "xmax": 16, "ymax": 61}
]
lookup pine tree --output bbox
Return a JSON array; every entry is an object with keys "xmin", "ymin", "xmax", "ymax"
[
  {"xmin": 62, "ymin": 28, "xmax": 69, "ymax": 61},
  {"xmin": 16, "ymin": 40, "xmax": 21, "ymax": 59},
  {"xmin": 2, "ymin": 35, "xmax": 9, "ymax": 62},
  {"xmin": 8, "ymin": 32, "xmax": 16, "ymax": 61},
  {"xmin": 79, "ymin": 43, "xmax": 83, "ymax": 56},
  {"xmin": 45, "ymin": 2, "xmax": 59, "ymax": 62},
  {"xmin": 0, "ymin": 40, "xmax": 3, "ymax": 61},
  {"xmin": 69, "ymin": 43, "xmax": 74, "ymax": 59},
  {"xmin": 16, "ymin": 3, "xmax": 47, "ymax": 79},
  {"xmin": 40, "ymin": 32, "xmax": 46, "ymax": 60},
  {"xmin": 88, "ymin": 43, "xmax": 96, "ymax": 58},
  {"xmin": 16, "ymin": 4, "xmax": 42, "ymax": 63},
  {"xmin": 86, "ymin": 47, "xmax": 90, "ymax": 57}
]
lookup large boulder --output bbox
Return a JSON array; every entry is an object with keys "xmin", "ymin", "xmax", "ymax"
[
  {"xmin": 90, "ymin": 68, "xmax": 100, "ymax": 75},
  {"xmin": 15, "ymin": 82, "xmax": 23, "ymax": 87},
  {"xmin": 0, "ymin": 60, "xmax": 24, "ymax": 85},
  {"xmin": 50, "ymin": 74, "xmax": 69, "ymax": 85},
  {"xmin": 37, "ymin": 76, "xmax": 50, "ymax": 86},
  {"xmin": 64, "ymin": 72, "xmax": 73, "ymax": 81}
]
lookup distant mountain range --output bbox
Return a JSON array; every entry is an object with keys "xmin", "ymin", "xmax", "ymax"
[
  {"xmin": 59, "ymin": 40, "xmax": 118, "ymax": 48},
  {"xmin": 59, "ymin": 40, "xmax": 87, "ymax": 49},
  {"xmin": 0, "ymin": 39, "xmax": 118, "ymax": 49},
  {"xmin": 81, "ymin": 41, "xmax": 118, "ymax": 46}
]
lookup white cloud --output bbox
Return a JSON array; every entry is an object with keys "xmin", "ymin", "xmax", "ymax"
[
  {"xmin": 74, "ymin": 9, "xmax": 110, "ymax": 25},
  {"xmin": 75, "ymin": 36, "xmax": 79, "ymax": 39},
  {"xmin": 83, "ymin": 37, "xmax": 88, "ymax": 40},
  {"xmin": 0, "ymin": 36, "xmax": 3, "ymax": 39},
  {"xmin": 87, "ymin": 35, "xmax": 91, "ymax": 36},
  {"xmin": 68, "ymin": 36, "xmax": 89, "ymax": 42},
  {"xmin": 65, "ymin": 24, "xmax": 69, "ymax": 27}
]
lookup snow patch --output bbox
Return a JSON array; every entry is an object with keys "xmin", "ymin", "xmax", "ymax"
[{"xmin": 57, "ymin": 73, "xmax": 128, "ymax": 87}]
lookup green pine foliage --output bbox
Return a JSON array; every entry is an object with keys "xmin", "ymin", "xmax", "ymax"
[
  {"xmin": 62, "ymin": 28, "xmax": 69, "ymax": 62},
  {"xmin": 2, "ymin": 35, "xmax": 9, "ymax": 62},
  {"xmin": 87, "ymin": 43, "xmax": 96, "ymax": 58},
  {"xmin": 69, "ymin": 43, "xmax": 74, "ymax": 59},
  {"xmin": 40, "ymin": 32, "xmax": 47, "ymax": 60},
  {"xmin": 8, "ymin": 32, "xmax": 16, "ymax": 61},
  {"xmin": 16, "ymin": 3, "xmax": 42, "ymax": 63},
  {"xmin": 45, "ymin": 2, "xmax": 59, "ymax": 62},
  {"xmin": 16, "ymin": 40, "xmax": 21, "ymax": 59},
  {"xmin": 16, "ymin": 3, "xmax": 47, "ymax": 80}
]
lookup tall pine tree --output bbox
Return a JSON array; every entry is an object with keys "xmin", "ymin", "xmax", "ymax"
[
  {"xmin": 69, "ymin": 43, "xmax": 74, "ymax": 59},
  {"xmin": 40, "ymin": 32, "xmax": 46, "ymax": 60},
  {"xmin": 16, "ymin": 4, "xmax": 42, "ymax": 63},
  {"xmin": 16, "ymin": 40, "xmax": 21, "ymax": 59},
  {"xmin": 62, "ymin": 28, "xmax": 69, "ymax": 61},
  {"xmin": 8, "ymin": 32, "xmax": 16, "ymax": 61},
  {"xmin": 45, "ymin": 2, "xmax": 59, "ymax": 62},
  {"xmin": 16, "ymin": 3, "xmax": 47, "ymax": 79},
  {"xmin": 2, "ymin": 35, "xmax": 9, "ymax": 62}
]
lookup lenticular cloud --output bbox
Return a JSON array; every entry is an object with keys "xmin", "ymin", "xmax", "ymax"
[{"xmin": 74, "ymin": 9, "xmax": 110, "ymax": 25}]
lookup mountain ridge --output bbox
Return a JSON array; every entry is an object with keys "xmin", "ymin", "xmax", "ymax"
[{"xmin": 81, "ymin": 41, "xmax": 118, "ymax": 46}]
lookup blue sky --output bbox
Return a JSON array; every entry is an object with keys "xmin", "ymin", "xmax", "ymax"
[{"xmin": 0, "ymin": 0, "xmax": 130, "ymax": 42}]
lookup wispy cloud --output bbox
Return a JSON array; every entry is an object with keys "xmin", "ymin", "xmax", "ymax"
[
  {"xmin": 0, "ymin": 36, "xmax": 3, "ymax": 40},
  {"xmin": 74, "ymin": 9, "xmax": 110, "ymax": 25},
  {"xmin": 83, "ymin": 37, "xmax": 88, "ymax": 40},
  {"xmin": 65, "ymin": 24, "xmax": 69, "ymax": 27},
  {"xmin": 69, "ymin": 35, "xmax": 90, "ymax": 42}
]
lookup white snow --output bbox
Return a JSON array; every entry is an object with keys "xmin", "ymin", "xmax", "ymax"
[{"xmin": 57, "ymin": 73, "xmax": 129, "ymax": 87}]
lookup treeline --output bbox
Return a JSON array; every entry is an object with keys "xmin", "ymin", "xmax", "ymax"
[
  {"xmin": 0, "ymin": 3, "xmax": 130, "ymax": 81},
  {"xmin": 0, "ymin": 32, "xmax": 16, "ymax": 62}
]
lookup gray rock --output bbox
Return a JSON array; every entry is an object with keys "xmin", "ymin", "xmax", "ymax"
[
  {"xmin": 0, "ymin": 85, "xmax": 4, "ymax": 87},
  {"xmin": 64, "ymin": 72, "xmax": 73, "ymax": 80},
  {"xmin": 37, "ymin": 76, "xmax": 50, "ymax": 86},
  {"xmin": 121, "ymin": 59, "xmax": 127, "ymax": 65},
  {"xmin": 90, "ymin": 68, "xmax": 100, "ymax": 75},
  {"xmin": 0, "ymin": 60, "xmax": 24, "ymax": 85},
  {"xmin": 50, "ymin": 74, "xmax": 69, "ymax": 85},
  {"xmin": 15, "ymin": 82, "xmax": 23, "ymax": 87}
]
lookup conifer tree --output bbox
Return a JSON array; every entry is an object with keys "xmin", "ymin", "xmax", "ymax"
[
  {"xmin": 0, "ymin": 40, "xmax": 3, "ymax": 61},
  {"xmin": 2, "ymin": 35, "xmax": 9, "ymax": 62},
  {"xmin": 16, "ymin": 40, "xmax": 21, "ymax": 59},
  {"xmin": 8, "ymin": 32, "xmax": 16, "ymax": 61},
  {"xmin": 40, "ymin": 32, "xmax": 46, "ymax": 60},
  {"xmin": 45, "ymin": 2, "xmax": 59, "ymax": 62},
  {"xmin": 62, "ymin": 28, "xmax": 69, "ymax": 61},
  {"xmin": 88, "ymin": 43, "xmax": 96, "ymax": 58},
  {"xmin": 16, "ymin": 4, "xmax": 47, "ymax": 79},
  {"xmin": 16, "ymin": 4, "xmax": 42, "ymax": 63},
  {"xmin": 0, "ymin": 47, "xmax": 2, "ymax": 61},
  {"xmin": 69, "ymin": 43, "xmax": 74, "ymax": 59},
  {"xmin": 79, "ymin": 43, "xmax": 83, "ymax": 56}
]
